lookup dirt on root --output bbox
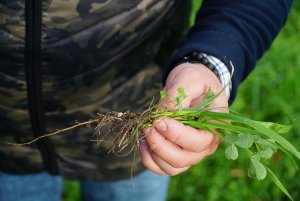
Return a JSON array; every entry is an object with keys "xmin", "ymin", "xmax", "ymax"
[{"xmin": 93, "ymin": 109, "xmax": 153, "ymax": 155}]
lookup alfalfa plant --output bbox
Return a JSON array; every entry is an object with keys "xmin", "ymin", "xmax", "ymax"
[{"xmin": 9, "ymin": 87, "xmax": 299, "ymax": 200}]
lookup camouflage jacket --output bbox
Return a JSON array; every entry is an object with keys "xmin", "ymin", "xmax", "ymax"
[{"xmin": 0, "ymin": 0, "xmax": 191, "ymax": 181}]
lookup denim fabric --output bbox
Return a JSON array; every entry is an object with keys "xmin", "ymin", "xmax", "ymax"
[
  {"xmin": 0, "ymin": 170, "xmax": 169, "ymax": 201},
  {"xmin": 81, "ymin": 170, "xmax": 170, "ymax": 201},
  {"xmin": 0, "ymin": 172, "xmax": 63, "ymax": 201}
]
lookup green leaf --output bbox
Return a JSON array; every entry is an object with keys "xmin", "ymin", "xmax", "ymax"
[
  {"xmin": 205, "ymin": 110, "xmax": 300, "ymax": 160},
  {"xmin": 248, "ymin": 161, "xmax": 256, "ymax": 178},
  {"xmin": 189, "ymin": 121, "xmax": 258, "ymax": 136},
  {"xmin": 266, "ymin": 166, "xmax": 294, "ymax": 201},
  {"xmin": 236, "ymin": 134, "xmax": 254, "ymax": 149},
  {"xmin": 177, "ymin": 87, "xmax": 187, "ymax": 100},
  {"xmin": 252, "ymin": 147, "xmax": 274, "ymax": 160},
  {"xmin": 254, "ymin": 121, "xmax": 293, "ymax": 134},
  {"xmin": 173, "ymin": 97, "xmax": 182, "ymax": 111},
  {"xmin": 173, "ymin": 97, "xmax": 180, "ymax": 105},
  {"xmin": 160, "ymin": 90, "xmax": 169, "ymax": 99},
  {"xmin": 225, "ymin": 144, "xmax": 238, "ymax": 160},
  {"xmin": 173, "ymin": 87, "xmax": 188, "ymax": 111},
  {"xmin": 250, "ymin": 159, "xmax": 267, "ymax": 180},
  {"xmin": 250, "ymin": 120, "xmax": 300, "ymax": 160},
  {"xmin": 255, "ymin": 138, "xmax": 277, "ymax": 150},
  {"xmin": 259, "ymin": 147, "xmax": 274, "ymax": 159},
  {"xmin": 224, "ymin": 133, "xmax": 238, "ymax": 144}
]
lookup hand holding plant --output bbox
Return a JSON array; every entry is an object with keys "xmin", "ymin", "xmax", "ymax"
[
  {"xmin": 141, "ymin": 63, "xmax": 227, "ymax": 176},
  {"xmin": 141, "ymin": 63, "xmax": 299, "ymax": 200}
]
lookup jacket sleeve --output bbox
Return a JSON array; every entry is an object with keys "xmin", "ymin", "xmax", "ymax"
[{"xmin": 164, "ymin": 0, "xmax": 294, "ymax": 104}]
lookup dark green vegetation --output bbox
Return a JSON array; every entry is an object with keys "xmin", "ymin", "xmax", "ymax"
[{"xmin": 63, "ymin": 1, "xmax": 300, "ymax": 201}]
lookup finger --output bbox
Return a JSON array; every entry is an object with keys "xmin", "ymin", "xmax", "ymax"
[
  {"xmin": 143, "ymin": 127, "xmax": 212, "ymax": 168},
  {"xmin": 140, "ymin": 140, "xmax": 166, "ymax": 175},
  {"xmin": 150, "ymin": 152, "xmax": 190, "ymax": 176},
  {"xmin": 207, "ymin": 142, "xmax": 219, "ymax": 155},
  {"xmin": 143, "ymin": 127, "xmax": 187, "ymax": 168},
  {"xmin": 153, "ymin": 117, "xmax": 217, "ymax": 153}
]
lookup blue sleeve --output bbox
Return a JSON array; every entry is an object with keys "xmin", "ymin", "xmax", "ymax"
[{"xmin": 164, "ymin": 0, "xmax": 294, "ymax": 104}]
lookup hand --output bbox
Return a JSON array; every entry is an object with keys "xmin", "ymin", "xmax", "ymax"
[{"xmin": 140, "ymin": 63, "xmax": 229, "ymax": 176}]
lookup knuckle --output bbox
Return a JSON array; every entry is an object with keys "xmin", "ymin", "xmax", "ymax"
[
  {"xmin": 148, "ymin": 142, "xmax": 160, "ymax": 152},
  {"xmin": 192, "ymin": 131, "xmax": 216, "ymax": 152},
  {"xmin": 146, "ymin": 129, "xmax": 162, "ymax": 153},
  {"xmin": 169, "ymin": 131, "xmax": 182, "ymax": 143},
  {"xmin": 192, "ymin": 144, "xmax": 205, "ymax": 153},
  {"xmin": 191, "ymin": 137, "xmax": 210, "ymax": 152}
]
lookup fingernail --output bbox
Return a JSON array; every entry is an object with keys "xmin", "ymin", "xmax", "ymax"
[{"xmin": 154, "ymin": 119, "xmax": 167, "ymax": 132}]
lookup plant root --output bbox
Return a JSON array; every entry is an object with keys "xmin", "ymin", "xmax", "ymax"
[{"xmin": 6, "ymin": 108, "xmax": 155, "ymax": 157}]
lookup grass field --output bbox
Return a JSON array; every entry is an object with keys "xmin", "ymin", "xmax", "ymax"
[{"xmin": 64, "ymin": 1, "xmax": 300, "ymax": 201}]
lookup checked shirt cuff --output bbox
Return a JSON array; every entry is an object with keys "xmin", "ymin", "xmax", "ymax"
[{"xmin": 203, "ymin": 53, "xmax": 232, "ymax": 100}]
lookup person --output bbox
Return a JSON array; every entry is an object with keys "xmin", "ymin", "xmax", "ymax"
[{"xmin": 0, "ymin": 0, "xmax": 294, "ymax": 201}]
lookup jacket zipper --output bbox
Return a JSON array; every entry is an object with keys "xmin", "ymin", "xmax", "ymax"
[{"xmin": 25, "ymin": 0, "xmax": 58, "ymax": 174}]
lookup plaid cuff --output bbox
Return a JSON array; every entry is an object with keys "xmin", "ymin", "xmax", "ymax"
[{"xmin": 203, "ymin": 53, "xmax": 232, "ymax": 100}]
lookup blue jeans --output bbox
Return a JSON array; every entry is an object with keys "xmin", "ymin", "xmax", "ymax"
[{"xmin": 0, "ymin": 170, "xmax": 170, "ymax": 201}]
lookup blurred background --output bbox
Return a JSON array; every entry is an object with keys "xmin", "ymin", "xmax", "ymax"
[{"xmin": 64, "ymin": 1, "xmax": 300, "ymax": 200}]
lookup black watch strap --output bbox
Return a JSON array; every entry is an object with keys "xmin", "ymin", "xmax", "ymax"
[{"xmin": 173, "ymin": 51, "xmax": 220, "ymax": 80}]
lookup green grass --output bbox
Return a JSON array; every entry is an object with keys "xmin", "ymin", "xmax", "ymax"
[{"xmin": 63, "ymin": 1, "xmax": 300, "ymax": 201}]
